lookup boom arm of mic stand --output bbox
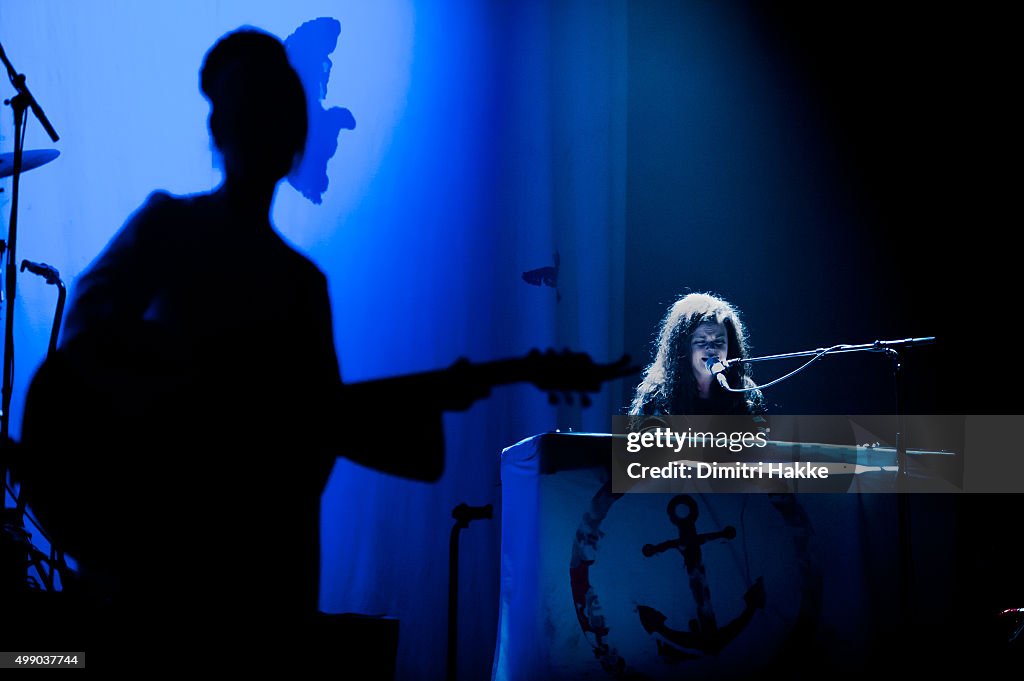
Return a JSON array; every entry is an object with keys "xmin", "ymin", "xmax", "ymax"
[
  {"xmin": 726, "ymin": 337, "xmax": 937, "ymax": 366},
  {"xmin": 0, "ymin": 41, "xmax": 60, "ymax": 142},
  {"xmin": 727, "ymin": 336, "xmax": 936, "ymax": 482}
]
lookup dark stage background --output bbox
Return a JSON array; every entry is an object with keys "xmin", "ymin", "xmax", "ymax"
[
  {"xmin": 624, "ymin": 3, "xmax": 1020, "ymax": 675},
  {"xmin": 1, "ymin": 1, "xmax": 1019, "ymax": 678}
]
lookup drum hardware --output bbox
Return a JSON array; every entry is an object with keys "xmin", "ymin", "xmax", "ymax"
[{"xmin": 0, "ymin": 149, "xmax": 59, "ymax": 179}]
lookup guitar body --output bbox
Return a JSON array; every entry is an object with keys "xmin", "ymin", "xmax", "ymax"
[
  {"xmin": 17, "ymin": 327, "xmax": 197, "ymax": 570},
  {"xmin": 17, "ymin": 324, "xmax": 331, "ymax": 606}
]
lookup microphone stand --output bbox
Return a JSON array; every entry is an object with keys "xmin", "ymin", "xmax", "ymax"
[
  {"xmin": 0, "ymin": 41, "xmax": 60, "ymax": 620},
  {"xmin": 726, "ymin": 335, "xmax": 936, "ymax": 639},
  {"xmin": 13, "ymin": 261, "xmax": 65, "ymax": 535},
  {"xmin": 19, "ymin": 260, "xmax": 66, "ymax": 358},
  {"xmin": 0, "ymin": 40, "xmax": 60, "ymax": 463},
  {"xmin": 448, "ymin": 503, "xmax": 492, "ymax": 681},
  {"xmin": 723, "ymin": 336, "xmax": 935, "ymax": 480}
]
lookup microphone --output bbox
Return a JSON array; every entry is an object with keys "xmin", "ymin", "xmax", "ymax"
[
  {"xmin": 452, "ymin": 503, "xmax": 493, "ymax": 527},
  {"xmin": 704, "ymin": 357, "xmax": 731, "ymax": 392},
  {"xmin": 20, "ymin": 260, "xmax": 61, "ymax": 285}
]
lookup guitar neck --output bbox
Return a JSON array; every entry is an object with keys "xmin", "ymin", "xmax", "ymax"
[
  {"xmin": 344, "ymin": 357, "xmax": 527, "ymax": 398},
  {"xmin": 340, "ymin": 350, "xmax": 635, "ymax": 411}
]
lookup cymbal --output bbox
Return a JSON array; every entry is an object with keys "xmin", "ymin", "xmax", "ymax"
[{"xmin": 0, "ymin": 149, "xmax": 60, "ymax": 179}]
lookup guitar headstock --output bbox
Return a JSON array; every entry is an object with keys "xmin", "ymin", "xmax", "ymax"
[{"xmin": 522, "ymin": 349, "xmax": 639, "ymax": 407}]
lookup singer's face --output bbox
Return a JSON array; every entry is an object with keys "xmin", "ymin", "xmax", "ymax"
[{"xmin": 690, "ymin": 321, "xmax": 729, "ymax": 383}]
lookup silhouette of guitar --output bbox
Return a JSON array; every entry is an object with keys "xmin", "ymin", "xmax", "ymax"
[
  {"xmin": 12, "ymin": 345, "xmax": 639, "ymax": 569},
  {"xmin": 20, "ymin": 338, "xmax": 638, "ymax": 451}
]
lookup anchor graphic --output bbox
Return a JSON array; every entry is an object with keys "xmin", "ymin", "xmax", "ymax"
[{"xmin": 637, "ymin": 494, "xmax": 766, "ymax": 658}]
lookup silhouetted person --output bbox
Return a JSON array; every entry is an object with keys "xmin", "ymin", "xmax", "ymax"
[{"xmin": 15, "ymin": 27, "xmax": 447, "ymax": 667}]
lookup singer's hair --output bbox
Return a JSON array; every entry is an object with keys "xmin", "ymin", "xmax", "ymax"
[
  {"xmin": 629, "ymin": 292, "xmax": 763, "ymax": 416},
  {"xmin": 200, "ymin": 28, "xmax": 308, "ymax": 178}
]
